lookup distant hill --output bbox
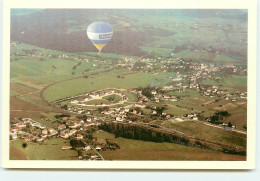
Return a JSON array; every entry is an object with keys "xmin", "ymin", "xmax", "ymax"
[{"xmin": 11, "ymin": 9, "xmax": 247, "ymax": 57}]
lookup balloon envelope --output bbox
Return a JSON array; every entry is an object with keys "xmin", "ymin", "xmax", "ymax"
[{"xmin": 87, "ymin": 22, "xmax": 113, "ymax": 52}]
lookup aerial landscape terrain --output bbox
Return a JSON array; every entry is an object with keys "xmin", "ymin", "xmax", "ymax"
[{"xmin": 9, "ymin": 9, "xmax": 247, "ymax": 161}]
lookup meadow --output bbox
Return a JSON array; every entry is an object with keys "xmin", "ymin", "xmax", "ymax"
[
  {"xmin": 163, "ymin": 121, "xmax": 246, "ymax": 149},
  {"xmin": 93, "ymin": 130, "xmax": 245, "ymax": 160},
  {"xmin": 44, "ymin": 70, "xmax": 154, "ymax": 102},
  {"xmin": 10, "ymin": 138, "xmax": 78, "ymax": 160}
]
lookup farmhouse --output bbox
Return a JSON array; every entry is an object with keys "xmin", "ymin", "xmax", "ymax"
[
  {"xmin": 152, "ymin": 110, "xmax": 157, "ymax": 115},
  {"xmin": 77, "ymin": 134, "xmax": 83, "ymax": 140},
  {"xmin": 69, "ymin": 129, "xmax": 77, "ymax": 136},
  {"xmin": 48, "ymin": 128, "xmax": 58, "ymax": 136},
  {"xmin": 62, "ymin": 146, "xmax": 72, "ymax": 150},
  {"xmin": 17, "ymin": 123, "xmax": 26, "ymax": 128},
  {"xmin": 151, "ymin": 90, "xmax": 157, "ymax": 95},
  {"xmin": 60, "ymin": 132, "xmax": 69, "ymax": 139},
  {"xmin": 135, "ymin": 103, "xmax": 146, "ymax": 108},
  {"xmin": 25, "ymin": 135, "xmax": 35, "ymax": 142},
  {"xmin": 42, "ymin": 129, "xmax": 48, "ymax": 135},
  {"xmin": 36, "ymin": 137, "xmax": 44, "ymax": 142},
  {"xmin": 58, "ymin": 124, "xmax": 66, "ymax": 130},
  {"xmin": 128, "ymin": 89, "xmax": 136, "ymax": 93},
  {"xmin": 163, "ymin": 94, "xmax": 171, "ymax": 99}
]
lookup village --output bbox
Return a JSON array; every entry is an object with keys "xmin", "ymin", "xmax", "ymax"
[
  {"xmin": 9, "ymin": 117, "xmax": 121, "ymax": 160},
  {"xmin": 10, "ymin": 42, "xmax": 247, "ymax": 160}
]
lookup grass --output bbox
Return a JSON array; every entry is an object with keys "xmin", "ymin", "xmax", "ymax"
[
  {"xmin": 201, "ymin": 74, "xmax": 247, "ymax": 88},
  {"xmin": 168, "ymin": 89, "xmax": 198, "ymax": 97},
  {"xmin": 93, "ymin": 130, "xmax": 245, "ymax": 160},
  {"xmin": 140, "ymin": 46, "xmax": 173, "ymax": 57},
  {"xmin": 213, "ymin": 54, "xmax": 245, "ymax": 63},
  {"xmin": 163, "ymin": 121, "xmax": 246, "ymax": 149},
  {"xmin": 10, "ymin": 57, "xmax": 100, "ymax": 79},
  {"xmin": 103, "ymin": 94, "xmax": 122, "ymax": 102},
  {"xmin": 10, "ymin": 138, "xmax": 78, "ymax": 160},
  {"xmin": 44, "ymin": 70, "xmax": 155, "ymax": 102}
]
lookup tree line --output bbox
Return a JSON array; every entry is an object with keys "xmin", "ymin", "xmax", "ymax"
[{"xmin": 99, "ymin": 122, "xmax": 190, "ymax": 146}]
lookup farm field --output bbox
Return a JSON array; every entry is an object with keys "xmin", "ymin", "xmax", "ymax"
[
  {"xmin": 10, "ymin": 138, "xmax": 78, "ymax": 160},
  {"xmin": 44, "ymin": 70, "xmax": 157, "ymax": 102},
  {"xmin": 162, "ymin": 121, "xmax": 246, "ymax": 149},
  {"xmin": 93, "ymin": 130, "xmax": 245, "ymax": 160}
]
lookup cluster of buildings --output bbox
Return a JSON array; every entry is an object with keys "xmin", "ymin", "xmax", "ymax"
[
  {"xmin": 9, "ymin": 118, "xmax": 57, "ymax": 142},
  {"xmin": 58, "ymin": 119, "xmax": 100, "ymax": 139},
  {"xmin": 71, "ymin": 88, "xmax": 128, "ymax": 107}
]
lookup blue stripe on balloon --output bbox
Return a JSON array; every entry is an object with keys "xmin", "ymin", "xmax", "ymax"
[
  {"xmin": 87, "ymin": 22, "xmax": 113, "ymax": 33},
  {"xmin": 91, "ymin": 39, "xmax": 109, "ymax": 45}
]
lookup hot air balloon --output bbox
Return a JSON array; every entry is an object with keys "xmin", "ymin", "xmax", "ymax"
[{"xmin": 87, "ymin": 22, "xmax": 113, "ymax": 55}]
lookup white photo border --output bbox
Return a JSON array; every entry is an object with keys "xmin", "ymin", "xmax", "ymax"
[{"xmin": 1, "ymin": 0, "xmax": 257, "ymax": 169}]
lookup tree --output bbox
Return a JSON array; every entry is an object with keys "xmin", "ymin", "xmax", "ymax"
[
  {"xmin": 228, "ymin": 122, "xmax": 233, "ymax": 128},
  {"xmin": 70, "ymin": 139, "xmax": 85, "ymax": 148}
]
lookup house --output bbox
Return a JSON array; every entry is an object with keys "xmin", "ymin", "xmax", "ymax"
[
  {"xmin": 90, "ymin": 155, "xmax": 98, "ymax": 160},
  {"xmin": 115, "ymin": 117, "xmax": 123, "ymax": 122},
  {"xmin": 62, "ymin": 146, "xmax": 72, "ymax": 150},
  {"xmin": 135, "ymin": 103, "xmax": 146, "ymax": 108},
  {"xmin": 37, "ymin": 137, "xmax": 44, "ymax": 142},
  {"xmin": 89, "ymin": 93, "xmax": 99, "ymax": 99},
  {"xmin": 119, "ymin": 110, "xmax": 125, "ymax": 114},
  {"xmin": 85, "ymin": 121, "xmax": 95, "ymax": 127},
  {"xmin": 128, "ymin": 89, "xmax": 136, "ymax": 93},
  {"xmin": 101, "ymin": 110, "xmax": 107, "ymax": 114},
  {"xmin": 11, "ymin": 134, "xmax": 18, "ymax": 140},
  {"xmin": 69, "ymin": 129, "xmax": 77, "ymax": 136},
  {"xmin": 70, "ymin": 100, "xmax": 79, "ymax": 104},
  {"xmin": 25, "ymin": 135, "xmax": 34, "ymax": 142},
  {"xmin": 48, "ymin": 128, "xmax": 58, "ymax": 136},
  {"xmin": 17, "ymin": 123, "xmax": 26, "ymax": 128},
  {"xmin": 84, "ymin": 146, "xmax": 91, "ymax": 151},
  {"xmin": 152, "ymin": 110, "xmax": 157, "ymax": 115},
  {"xmin": 69, "ymin": 120, "xmax": 82, "ymax": 128},
  {"xmin": 41, "ymin": 134, "xmax": 48, "ymax": 138},
  {"xmin": 76, "ymin": 134, "xmax": 83, "ymax": 140},
  {"xmin": 95, "ymin": 146, "xmax": 102, "ymax": 151},
  {"xmin": 42, "ymin": 129, "xmax": 48, "ymax": 135},
  {"xmin": 163, "ymin": 95, "xmax": 171, "ymax": 99},
  {"xmin": 170, "ymin": 97, "xmax": 178, "ymax": 102},
  {"xmin": 193, "ymin": 117, "xmax": 198, "ymax": 120},
  {"xmin": 62, "ymin": 117, "xmax": 69, "ymax": 121},
  {"xmin": 60, "ymin": 132, "xmax": 69, "ymax": 139},
  {"xmin": 162, "ymin": 112, "xmax": 167, "ymax": 116},
  {"xmin": 58, "ymin": 124, "xmax": 66, "ymax": 130},
  {"xmin": 151, "ymin": 90, "xmax": 157, "ymax": 95}
]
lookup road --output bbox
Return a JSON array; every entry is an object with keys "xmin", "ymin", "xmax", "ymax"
[
  {"xmin": 89, "ymin": 145, "xmax": 104, "ymax": 160},
  {"xmin": 202, "ymin": 122, "xmax": 247, "ymax": 135},
  {"xmin": 81, "ymin": 140, "xmax": 104, "ymax": 160}
]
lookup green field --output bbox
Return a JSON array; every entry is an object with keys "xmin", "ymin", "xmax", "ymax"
[
  {"xmin": 93, "ymin": 130, "xmax": 245, "ymax": 160},
  {"xmin": 10, "ymin": 138, "xmax": 78, "ymax": 160},
  {"xmin": 163, "ymin": 121, "xmax": 246, "ymax": 149},
  {"xmin": 44, "ymin": 70, "xmax": 155, "ymax": 102},
  {"xmin": 201, "ymin": 74, "xmax": 247, "ymax": 88}
]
